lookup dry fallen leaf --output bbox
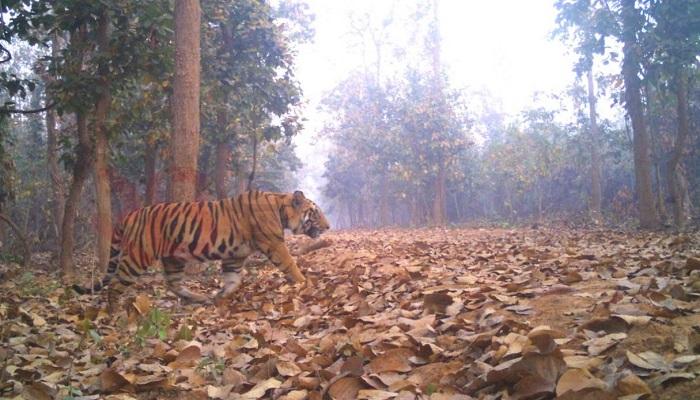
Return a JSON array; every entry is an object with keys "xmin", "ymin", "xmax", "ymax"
[
  {"xmin": 555, "ymin": 368, "xmax": 607, "ymax": 396},
  {"xmin": 367, "ymin": 348, "xmax": 414, "ymax": 374}
]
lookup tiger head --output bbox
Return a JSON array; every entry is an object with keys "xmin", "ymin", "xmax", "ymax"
[{"xmin": 285, "ymin": 191, "xmax": 330, "ymax": 238}]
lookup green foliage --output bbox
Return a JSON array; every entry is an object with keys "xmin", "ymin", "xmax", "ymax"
[
  {"xmin": 196, "ymin": 356, "xmax": 226, "ymax": 380},
  {"xmin": 16, "ymin": 272, "xmax": 61, "ymax": 297},
  {"xmin": 135, "ymin": 307, "xmax": 172, "ymax": 347},
  {"xmin": 77, "ymin": 318, "xmax": 102, "ymax": 346},
  {"xmin": 175, "ymin": 322, "xmax": 195, "ymax": 341}
]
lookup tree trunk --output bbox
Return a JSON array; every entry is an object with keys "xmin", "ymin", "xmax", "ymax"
[
  {"xmin": 247, "ymin": 133, "xmax": 258, "ymax": 191},
  {"xmin": 432, "ymin": 163, "xmax": 447, "ymax": 225},
  {"xmin": 214, "ymin": 141, "xmax": 231, "ymax": 199},
  {"xmin": 60, "ymin": 113, "xmax": 93, "ymax": 279},
  {"xmin": 586, "ymin": 68, "xmax": 603, "ymax": 221},
  {"xmin": 196, "ymin": 144, "xmax": 211, "ymax": 197},
  {"xmin": 93, "ymin": 9, "xmax": 112, "ymax": 272},
  {"xmin": 144, "ymin": 141, "xmax": 157, "ymax": 205},
  {"xmin": 667, "ymin": 67, "xmax": 690, "ymax": 230},
  {"xmin": 169, "ymin": 0, "xmax": 201, "ymax": 202},
  {"xmin": 621, "ymin": 0, "xmax": 658, "ymax": 229},
  {"xmin": 379, "ymin": 173, "xmax": 389, "ymax": 226},
  {"xmin": 655, "ymin": 163, "xmax": 668, "ymax": 221},
  {"xmin": 46, "ymin": 35, "xmax": 65, "ymax": 245}
]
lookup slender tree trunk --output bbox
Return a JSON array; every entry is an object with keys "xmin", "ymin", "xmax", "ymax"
[
  {"xmin": 214, "ymin": 140, "xmax": 231, "ymax": 199},
  {"xmin": 621, "ymin": 0, "xmax": 658, "ymax": 229},
  {"xmin": 379, "ymin": 173, "xmax": 389, "ymax": 226},
  {"xmin": 169, "ymin": 0, "xmax": 201, "ymax": 202},
  {"xmin": 432, "ymin": 163, "xmax": 447, "ymax": 225},
  {"xmin": 144, "ymin": 141, "xmax": 157, "ymax": 205},
  {"xmin": 60, "ymin": 113, "xmax": 93, "ymax": 279},
  {"xmin": 429, "ymin": 0, "xmax": 447, "ymax": 226},
  {"xmin": 93, "ymin": 9, "xmax": 112, "ymax": 271},
  {"xmin": 46, "ymin": 36, "xmax": 65, "ymax": 245},
  {"xmin": 196, "ymin": 144, "xmax": 211, "ymax": 197},
  {"xmin": 655, "ymin": 163, "xmax": 668, "ymax": 221},
  {"xmin": 247, "ymin": 133, "xmax": 258, "ymax": 191},
  {"xmin": 586, "ymin": 69, "xmax": 603, "ymax": 220},
  {"xmin": 668, "ymin": 68, "xmax": 690, "ymax": 230}
]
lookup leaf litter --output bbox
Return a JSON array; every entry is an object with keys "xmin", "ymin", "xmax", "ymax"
[{"xmin": 1, "ymin": 227, "xmax": 700, "ymax": 399}]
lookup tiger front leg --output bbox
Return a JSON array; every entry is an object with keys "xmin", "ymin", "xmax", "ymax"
[
  {"xmin": 215, "ymin": 257, "xmax": 246, "ymax": 302},
  {"xmin": 162, "ymin": 257, "xmax": 210, "ymax": 304},
  {"xmin": 263, "ymin": 243, "xmax": 306, "ymax": 284}
]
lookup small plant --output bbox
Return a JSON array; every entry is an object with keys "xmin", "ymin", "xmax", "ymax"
[
  {"xmin": 61, "ymin": 385, "xmax": 83, "ymax": 400},
  {"xmin": 77, "ymin": 318, "xmax": 103, "ymax": 346},
  {"xmin": 425, "ymin": 383, "xmax": 439, "ymax": 395},
  {"xmin": 0, "ymin": 251, "xmax": 23, "ymax": 264},
  {"xmin": 134, "ymin": 307, "xmax": 172, "ymax": 347},
  {"xmin": 16, "ymin": 272, "xmax": 60, "ymax": 297},
  {"xmin": 197, "ymin": 356, "xmax": 226, "ymax": 380},
  {"xmin": 175, "ymin": 322, "xmax": 194, "ymax": 341}
]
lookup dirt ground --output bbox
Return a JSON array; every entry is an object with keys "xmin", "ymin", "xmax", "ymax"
[{"xmin": 1, "ymin": 227, "xmax": 699, "ymax": 399}]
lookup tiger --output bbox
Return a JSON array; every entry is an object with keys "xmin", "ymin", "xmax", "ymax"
[{"xmin": 73, "ymin": 190, "xmax": 330, "ymax": 309}]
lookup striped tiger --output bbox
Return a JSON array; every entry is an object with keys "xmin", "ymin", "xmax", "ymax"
[{"xmin": 73, "ymin": 190, "xmax": 329, "ymax": 308}]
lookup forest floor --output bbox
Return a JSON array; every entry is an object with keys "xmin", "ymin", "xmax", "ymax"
[{"xmin": 1, "ymin": 227, "xmax": 700, "ymax": 400}]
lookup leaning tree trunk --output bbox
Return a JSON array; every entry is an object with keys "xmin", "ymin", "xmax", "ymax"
[
  {"xmin": 621, "ymin": 0, "xmax": 658, "ymax": 229},
  {"xmin": 586, "ymin": 68, "xmax": 603, "ymax": 221},
  {"xmin": 60, "ymin": 113, "xmax": 93, "ymax": 279},
  {"xmin": 93, "ymin": 9, "xmax": 112, "ymax": 271},
  {"xmin": 668, "ymin": 68, "xmax": 690, "ymax": 230},
  {"xmin": 169, "ymin": 0, "xmax": 201, "ymax": 202}
]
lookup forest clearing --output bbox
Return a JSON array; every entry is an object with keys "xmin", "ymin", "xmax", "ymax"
[
  {"xmin": 1, "ymin": 0, "xmax": 700, "ymax": 399},
  {"xmin": 2, "ymin": 227, "xmax": 700, "ymax": 399}
]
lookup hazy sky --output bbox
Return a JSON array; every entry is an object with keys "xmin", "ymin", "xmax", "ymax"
[{"xmin": 292, "ymin": 0, "xmax": 579, "ymax": 200}]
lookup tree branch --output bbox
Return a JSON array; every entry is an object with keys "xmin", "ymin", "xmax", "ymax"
[{"xmin": 1, "ymin": 102, "xmax": 55, "ymax": 115}]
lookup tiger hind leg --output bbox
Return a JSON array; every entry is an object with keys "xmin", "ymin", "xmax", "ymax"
[
  {"xmin": 215, "ymin": 258, "xmax": 246, "ymax": 302},
  {"xmin": 162, "ymin": 256, "xmax": 210, "ymax": 304},
  {"xmin": 105, "ymin": 254, "xmax": 143, "ymax": 312}
]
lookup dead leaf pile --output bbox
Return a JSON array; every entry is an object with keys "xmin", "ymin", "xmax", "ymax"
[{"xmin": 1, "ymin": 228, "xmax": 699, "ymax": 399}]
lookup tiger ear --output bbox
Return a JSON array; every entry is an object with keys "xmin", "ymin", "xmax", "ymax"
[{"xmin": 292, "ymin": 190, "xmax": 305, "ymax": 208}]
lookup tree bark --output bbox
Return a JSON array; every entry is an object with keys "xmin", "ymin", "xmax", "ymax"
[
  {"xmin": 621, "ymin": 0, "xmax": 658, "ymax": 229},
  {"xmin": 93, "ymin": 9, "xmax": 112, "ymax": 272},
  {"xmin": 144, "ymin": 141, "xmax": 157, "ymax": 205},
  {"xmin": 60, "ymin": 113, "xmax": 93, "ymax": 279},
  {"xmin": 429, "ymin": 0, "xmax": 447, "ymax": 226},
  {"xmin": 196, "ymin": 144, "xmax": 211, "ymax": 197},
  {"xmin": 432, "ymin": 163, "xmax": 447, "ymax": 225},
  {"xmin": 379, "ymin": 173, "xmax": 389, "ymax": 226},
  {"xmin": 169, "ymin": 0, "xmax": 201, "ymax": 202},
  {"xmin": 214, "ymin": 140, "xmax": 231, "ymax": 199},
  {"xmin": 247, "ymin": 133, "xmax": 258, "ymax": 191},
  {"xmin": 667, "ymin": 67, "xmax": 690, "ymax": 230},
  {"xmin": 46, "ymin": 37, "xmax": 65, "ymax": 244},
  {"xmin": 586, "ymin": 69, "xmax": 603, "ymax": 220}
]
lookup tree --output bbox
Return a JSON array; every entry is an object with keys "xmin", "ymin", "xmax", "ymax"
[
  {"xmin": 620, "ymin": 0, "xmax": 658, "ymax": 229},
  {"xmin": 169, "ymin": 0, "xmax": 201, "ymax": 202}
]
